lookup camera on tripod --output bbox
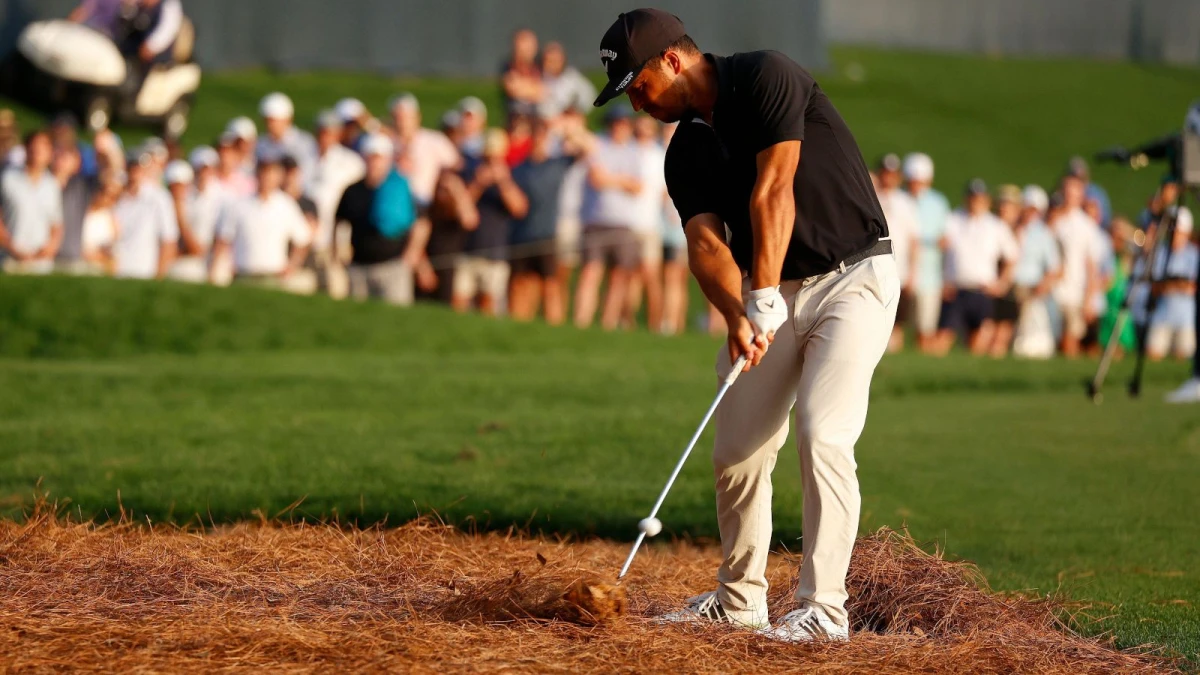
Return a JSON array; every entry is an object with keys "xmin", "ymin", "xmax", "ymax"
[{"xmin": 1086, "ymin": 100, "xmax": 1200, "ymax": 403}]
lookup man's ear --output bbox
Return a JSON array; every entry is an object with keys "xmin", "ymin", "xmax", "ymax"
[{"xmin": 663, "ymin": 50, "xmax": 684, "ymax": 75}]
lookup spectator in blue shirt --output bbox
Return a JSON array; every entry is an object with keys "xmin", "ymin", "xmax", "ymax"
[
  {"xmin": 903, "ymin": 152, "xmax": 951, "ymax": 353},
  {"xmin": 1147, "ymin": 207, "xmax": 1198, "ymax": 361},
  {"xmin": 509, "ymin": 116, "xmax": 594, "ymax": 325}
]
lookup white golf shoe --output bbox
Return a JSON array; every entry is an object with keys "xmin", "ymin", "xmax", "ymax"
[
  {"xmin": 765, "ymin": 604, "xmax": 850, "ymax": 643},
  {"xmin": 653, "ymin": 591, "xmax": 769, "ymax": 630},
  {"xmin": 1165, "ymin": 377, "xmax": 1200, "ymax": 404}
]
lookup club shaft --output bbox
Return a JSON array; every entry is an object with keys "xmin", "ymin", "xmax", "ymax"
[{"xmin": 618, "ymin": 355, "xmax": 747, "ymax": 579}]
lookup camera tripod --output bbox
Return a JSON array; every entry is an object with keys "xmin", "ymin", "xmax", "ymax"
[{"xmin": 1087, "ymin": 188, "xmax": 1193, "ymax": 403}]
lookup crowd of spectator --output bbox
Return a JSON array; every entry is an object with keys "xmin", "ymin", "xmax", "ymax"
[{"xmin": 0, "ymin": 27, "xmax": 1195, "ymax": 361}]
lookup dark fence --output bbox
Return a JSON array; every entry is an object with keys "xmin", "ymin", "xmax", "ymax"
[
  {"xmin": 0, "ymin": 0, "xmax": 827, "ymax": 74},
  {"xmin": 826, "ymin": 0, "xmax": 1200, "ymax": 65}
]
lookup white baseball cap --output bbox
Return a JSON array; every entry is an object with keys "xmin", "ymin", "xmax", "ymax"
[
  {"xmin": 458, "ymin": 96, "xmax": 487, "ymax": 117},
  {"xmin": 142, "ymin": 136, "xmax": 168, "ymax": 161},
  {"xmin": 259, "ymin": 92, "xmax": 294, "ymax": 120},
  {"xmin": 226, "ymin": 116, "xmax": 258, "ymax": 141},
  {"xmin": 389, "ymin": 92, "xmax": 419, "ymax": 114},
  {"xmin": 360, "ymin": 133, "xmax": 394, "ymax": 158},
  {"xmin": 902, "ymin": 152, "xmax": 934, "ymax": 183},
  {"xmin": 1174, "ymin": 206, "xmax": 1194, "ymax": 235},
  {"xmin": 1022, "ymin": 185, "xmax": 1049, "ymax": 212},
  {"xmin": 188, "ymin": 145, "xmax": 219, "ymax": 169},
  {"xmin": 164, "ymin": 159, "xmax": 194, "ymax": 185},
  {"xmin": 336, "ymin": 98, "xmax": 366, "ymax": 122}
]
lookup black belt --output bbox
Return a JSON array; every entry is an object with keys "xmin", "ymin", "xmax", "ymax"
[{"xmin": 836, "ymin": 239, "xmax": 892, "ymax": 272}]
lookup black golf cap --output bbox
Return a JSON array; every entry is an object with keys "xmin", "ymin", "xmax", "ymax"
[{"xmin": 593, "ymin": 8, "xmax": 687, "ymax": 107}]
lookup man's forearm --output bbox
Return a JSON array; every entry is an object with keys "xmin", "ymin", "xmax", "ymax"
[
  {"xmin": 402, "ymin": 218, "xmax": 431, "ymax": 263},
  {"xmin": 689, "ymin": 235, "xmax": 746, "ymax": 323},
  {"xmin": 749, "ymin": 187, "xmax": 794, "ymax": 289},
  {"xmin": 157, "ymin": 242, "xmax": 178, "ymax": 279}
]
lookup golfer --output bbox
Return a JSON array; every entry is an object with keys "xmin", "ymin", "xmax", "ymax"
[{"xmin": 595, "ymin": 9, "xmax": 897, "ymax": 641}]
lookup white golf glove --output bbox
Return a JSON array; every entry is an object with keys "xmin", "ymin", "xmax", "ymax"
[{"xmin": 746, "ymin": 286, "xmax": 788, "ymax": 339}]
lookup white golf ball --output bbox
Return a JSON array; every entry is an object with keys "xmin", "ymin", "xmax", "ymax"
[{"xmin": 638, "ymin": 517, "xmax": 663, "ymax": 537}]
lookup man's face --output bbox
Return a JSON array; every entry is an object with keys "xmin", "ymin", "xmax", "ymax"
[
  {"xmin": 542, "ymin": 44, "xmax": 565, "ymax": 76},
  {"xmin": 997, "ymin": 200, "xmax": 1020, "ymax": 225},
  {"xmin": 1161, "ymin": 182, "xmax": 1180, "ymax": 207},
  {"xmin": 967, "ymin": 193, "xmax": 990, "ymax": 215},
  {"xmin": 879, "ymin": 168, "xmax": 901, "ymax": 191},
  {"xmin": 257, "ymin": 163, "xmax": 283, "ymax": 193},
  {"xmin": 1061, "ymin": 176, "xmax": 1085, "ymax": 208},
  {"xmin": 608, "ymin": 118, "xmax": 633, "ymax": 143},
  {"xmin": 218, "ymin": 144, "xmax": 239, "ymax": 171},
  {"xmin": 626, "ymin": 55, "xmax": 690, "ymax": 123},
  {"xmin": 53, "ymin": 148, "xmax": 81, "ymax": 178},
  {"xmin": 195, "ymin": 165, "xmax": 215, "ymax": 188},
  {"xmin": 531, "ymin": 121, "xmax": 554, "ymax": 155},
  {"xmin": 365, "ymin": 152, "xmax": 391, "ymax": 182},
  {"xmin": 317, "ymin": 126, "xmax": 340, "ymax": 151},
  {"xmin": 513, "ymin": 30, "xmax": 538, "ymax": 64},
  {"xmin": 633, "ymin": 115, "xmax": 658, "ymax": 143},
  {"xmin": 461, "ymin": 111, "xmax": 484, "ymax": 136},
  {"xmin": 264, "ymin": 116, "xmax": 290, "ymax": 140},
  {"xmin": 26, "ymin": 134, "xmax": 52, "ymax": 170},
  {"xmin": 168, "ymin": 182, "xmax": 189, "ymax": 200},
  {"xmin": 393, "ymin": 106, "xmax": 419, "ymax": 136}
]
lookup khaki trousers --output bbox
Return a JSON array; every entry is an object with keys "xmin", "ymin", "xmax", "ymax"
[{"xmin": 712, "ymin": 253, "xmax": 899, "ymax": 628}]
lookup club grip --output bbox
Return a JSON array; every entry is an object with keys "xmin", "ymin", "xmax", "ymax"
[{"xmin": 723, "ymin": 355, "xmax": 749, "ymax": 386}]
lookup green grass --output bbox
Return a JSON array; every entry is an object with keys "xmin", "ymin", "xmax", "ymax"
[
  {"xmin": 3, "ymin": 46, "xmax": 1199, "ymax": 217},
  {"xmin": 0, "ymin": 276, "xmax": 1197, "ymax": 660}
]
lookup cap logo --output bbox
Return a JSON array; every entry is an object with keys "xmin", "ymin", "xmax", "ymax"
[
  {"xmin": 617, "ymin": 71, "xmax": 634, "ymax": 90},
  {"xmin": 600, "ymin": 48, "xmax": 618, "ymax": 73}
]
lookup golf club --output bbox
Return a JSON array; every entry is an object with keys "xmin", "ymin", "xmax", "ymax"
[{"xmin": 618, "ymin": 353, "xmax": 750, "ymax": 579}]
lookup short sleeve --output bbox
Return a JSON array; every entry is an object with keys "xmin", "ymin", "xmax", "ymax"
[
  {"xmin": 46, "ymin": 183, "xmax": 64, "ymax": 224},
  {"xmin": 741, "ymin": 51, "xmax": 813, "ymax": 153},
  {"xmin": 158, "ymin": 192, "xmax": 179, "ymax": 243},
  {"xmin": 1043, "ymin": 230, "xmax": 1062, "ymax": 272},
  {"xmin": 999, "ymin": 222, "xmax": 1019, "ymax": 262},
  {"xmin": 664, "ymin": 122, "xmax": 724, "ymax": 228},
  {"xmin": 215, "ymin": 200, "xmax": 238, "ymax": 242}
]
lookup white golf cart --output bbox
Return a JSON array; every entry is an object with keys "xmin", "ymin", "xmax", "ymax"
[{"xmin": 0, "ymin": 17, "xmax": 200, "ymax": 137}]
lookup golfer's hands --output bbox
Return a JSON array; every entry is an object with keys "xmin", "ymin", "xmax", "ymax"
[
  {"xmin": 727, "ymin": 315, "xmax": 769, "ymax": 373},
  {"xmin": 746, "ymin": 286, "xmax": 788, "ymax": 341}
]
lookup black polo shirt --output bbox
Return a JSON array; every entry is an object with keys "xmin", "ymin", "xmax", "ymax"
[
  {"xmin": 664, "ymin": 50, "xmax": 886, "ymax": 280},
  {"xmin": 335, "ymin": 180, "xmax": 408, "ymax": 265}
]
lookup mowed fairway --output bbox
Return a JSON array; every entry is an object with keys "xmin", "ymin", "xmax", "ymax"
[{"xmin": 0, "ymin": 277, "xmax": 1197, "ymax": 662}]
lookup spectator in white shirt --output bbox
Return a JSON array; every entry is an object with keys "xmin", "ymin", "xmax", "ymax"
[
  {"xmin": 389, "ymin": 93, "xmax": 461, "ymax": 207},
  {"xmin": 874, "ymin": 153, "xmax": 920, "ymax": 352},
  {"xmin": 80, "ymin": 171, "xmax": 122, "ymax": 275},
  {"xmin": 574, "ymin": 104, "xmax": 645, "ymax": 331},
  {"xmin": 305, "ymin": 110, "xmax": 365, "ymax": 299},
  {"xmin": 934, "ymin": 179, "xmax": 1019, "ymax": 355},
  {"xmin": 624, "ymin": 114, "xmax": 666, "ymax": 331},
  {"xmin": 538, "ymin": 41, "xmax": 597, "ymax": 121},
  {"xmin": 210, "ymin": 150, "xmax": 311, "ymax": 289},
  {"xmin": 215, "ymin": 131, "xmax": 255, "ymax": 198},
  {"xmin": 112, "ymin": 148, "xmax": 178, "ymax": 279},
  {"xmin": 1053, "ymin": 173, "xmax": 1104, "ymax": 358},
  {"xmin": 163, "ymin": 159, "xmax": 206, "ymax": 283},
  {"xmin": 0, "ymin": 130, "xmax": 64, "ymax": 275},
  {"xmin": 225, "ymin": 117, "xmax": 258, "ymax": 175},
  {"xmin": 257, "ymin": 93, "xmax": 318, "ymax": 186}
]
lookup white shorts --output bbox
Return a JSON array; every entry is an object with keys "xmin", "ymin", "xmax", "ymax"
[
  {"xmin": 1147, "ymin": 324, "xmax": 1196, "ymax": 359},
  {"xmin": 453, "ymin": 256, "xmax": 510, "ymax": 300},
  {"xmin": 555, "ymin": 217, "xmax": 581, "ymax": 267},
  {"xmin": 914, "ymin": 290, "xmax": 941, "ymax": 336},
  {"xmin": 636, "ymin": 229, "xmax": 662, "ymax": 267}
]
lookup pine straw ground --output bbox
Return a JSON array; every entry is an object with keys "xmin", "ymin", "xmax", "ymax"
[{"xmin": 0, "ymin": 509, "xmax": 1179, "ymax": 674}]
